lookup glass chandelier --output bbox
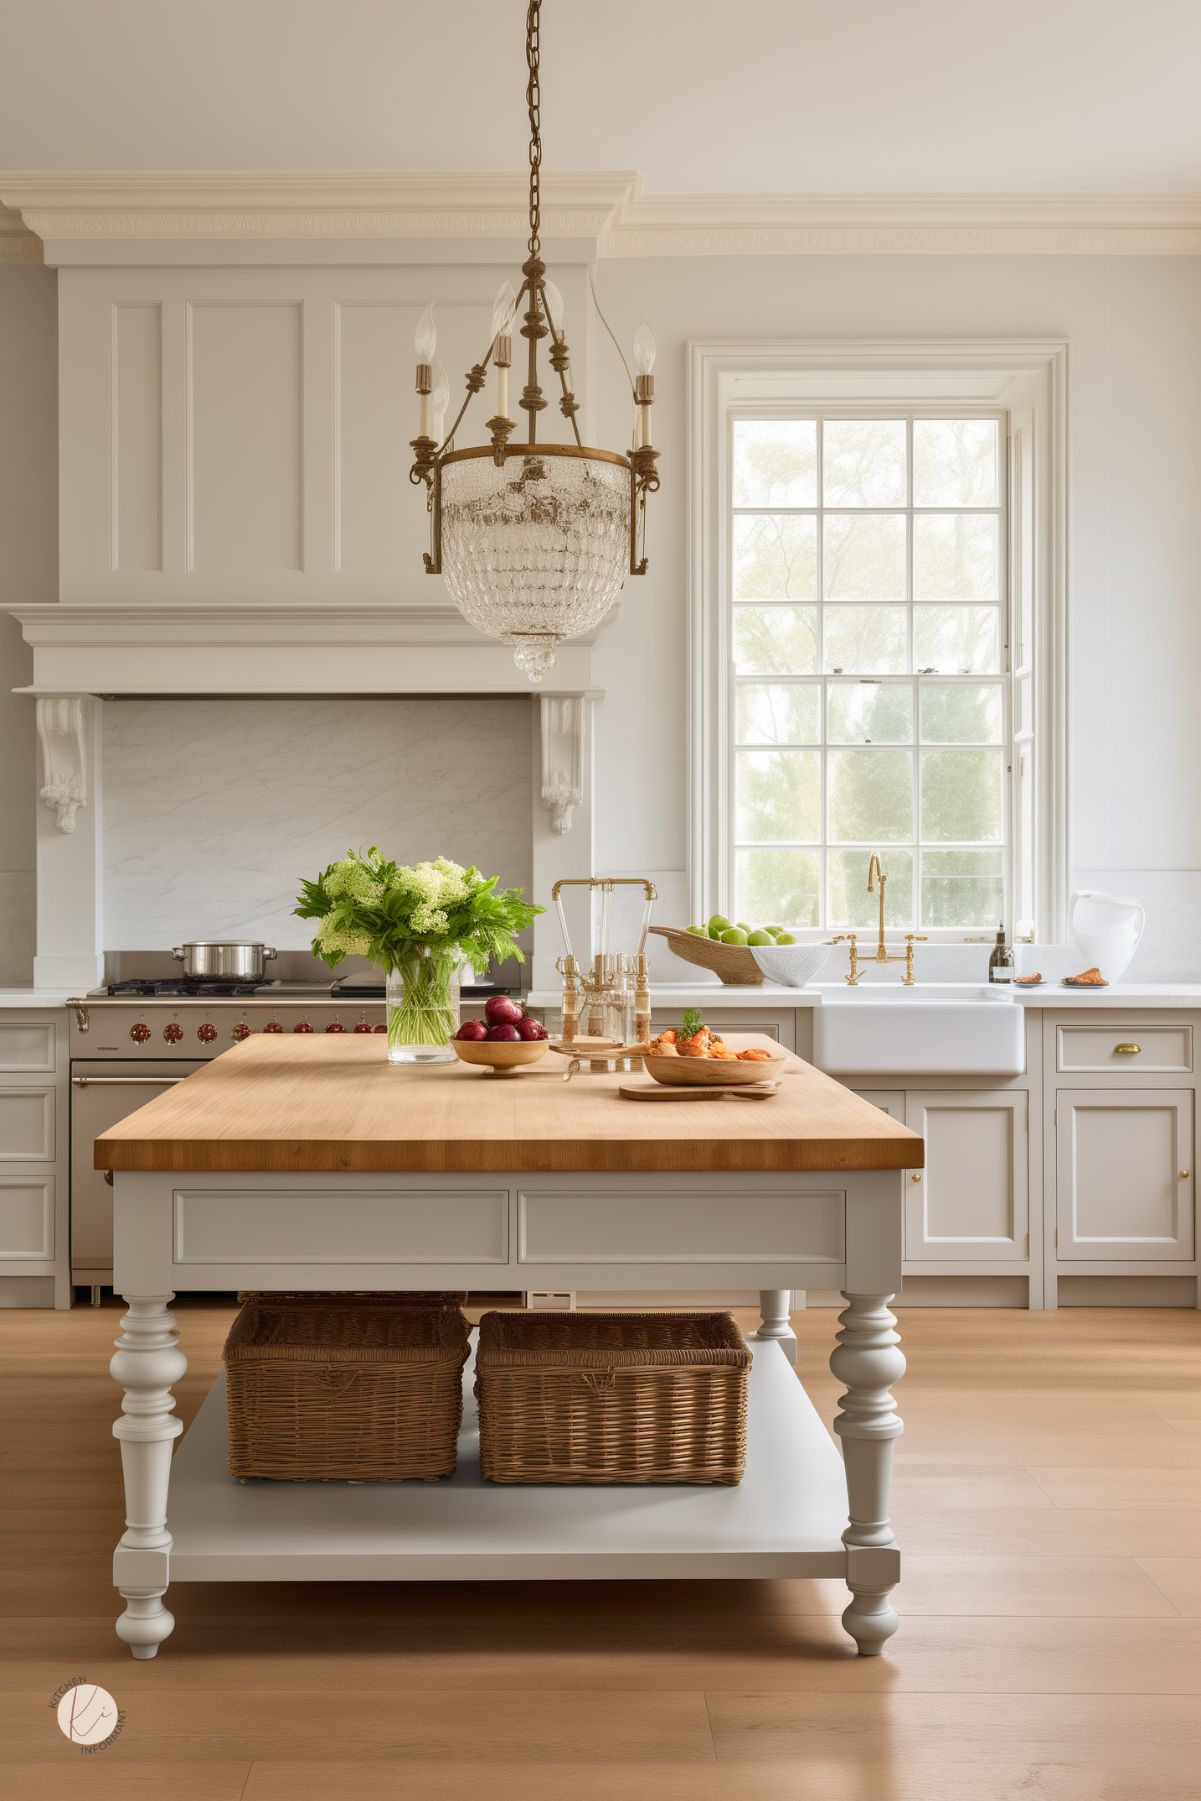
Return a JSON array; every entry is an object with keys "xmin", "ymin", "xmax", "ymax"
[{"xmin": 409, "ymin": 0, "xmax": 660, "ymax": 682}]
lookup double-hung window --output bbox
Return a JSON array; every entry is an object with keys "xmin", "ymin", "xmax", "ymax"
[{"xmin": 728, "ymin": 411, "xmax": 1009, "ymax": 937}]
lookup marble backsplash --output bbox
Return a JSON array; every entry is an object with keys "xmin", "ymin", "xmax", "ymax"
[{"xmin": 102, "ymin": 697, "xmax": 534, "ymax": 950}]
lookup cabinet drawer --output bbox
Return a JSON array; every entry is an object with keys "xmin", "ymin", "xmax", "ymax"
[
  {"xmin": 1056, "ymin": 1023, "xmax": 1192, "ymax": 1075},
  {"xmin": 0, "ymin": 1175, "xmax": 54, "ymax": 1259},
  {"xmin": 0, "ymin": 1021, "xmax": 56, "ymax": 1075},
  {"xmin": 0, "ymin": 1087, "xmax": 55, "ymax": 1161}
]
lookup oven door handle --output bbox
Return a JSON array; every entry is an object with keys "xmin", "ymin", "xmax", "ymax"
[{"xmin": 71, "ymin": 1075, "xmax": 188, "ymax": 1088}]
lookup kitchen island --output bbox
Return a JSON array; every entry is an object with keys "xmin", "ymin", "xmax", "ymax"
[{"xmin": 96, "ymin": 1033, "xmax": 921, "ymax": 1662}]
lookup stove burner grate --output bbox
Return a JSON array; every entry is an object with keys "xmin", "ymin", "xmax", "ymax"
[{"xmin": 106, "ymin": 978, "xmax": 263, "ymax": 998}]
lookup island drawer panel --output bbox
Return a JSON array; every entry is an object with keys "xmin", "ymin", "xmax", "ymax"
[
  {"xmin": 171, "ymin": 1187, "xmax": 510, "ymax": 1265},
  {"xmin": 1056, "ymin": 1023, "xmax": 1193, "ymax": 1075},
  {"xmin": 517, "ymin": 1186, "xmax": 845, "ymax": 1265},
  {"xmin": 0, "ymin": 1022, "xmax": 56, "ymax": 1075}
]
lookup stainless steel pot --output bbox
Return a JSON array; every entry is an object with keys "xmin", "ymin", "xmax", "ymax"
[{"xmin": 171, "ymin": 941, "xmax": 277, "ymax": 982}]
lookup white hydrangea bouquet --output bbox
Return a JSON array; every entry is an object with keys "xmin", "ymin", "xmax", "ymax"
[{"xmin": 296, "ymin": 849, "xmax": 542, "ymax": 1064}]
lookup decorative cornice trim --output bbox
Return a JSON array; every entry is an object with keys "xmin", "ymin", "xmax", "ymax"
[
  {"xmin": 2, "ymin": 173, "xmax": 1199, "ymax": 256},
  {"xmin": 3, "ymin": 603, "xmax": 610, "ymax": 698},
  {"xmin": 0, "ymin": 205, "xmax": 41, "ymax": 263},
  {"xmin": 0, "ymin": 171, "xmax": 638, "ymax": 246},
  {"xmin": 602, "ymin": 188, "xmax": 1201, "ymax": 256}
]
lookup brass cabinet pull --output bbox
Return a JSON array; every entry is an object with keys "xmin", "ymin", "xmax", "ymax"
[
  {"xmin": 1113, "ymin": 1043, "xmax": 1142, "ymax": 1055},
  {"xmin": 1180, "ymin": 1169, "xmax": 1191, "ymax": 1180},
  {"xmin": 910, "ymin": 1172, "xmax": 922, "ymax": 1183}
]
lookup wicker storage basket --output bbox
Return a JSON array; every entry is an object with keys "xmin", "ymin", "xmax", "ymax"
[
  {"xmin": 224, "ymin": 1297, "xmax": 470, "ymax": 1482},
  {"xmin": 475, "ymin": 1310, "xmax": 751, "ymax": 1485}
]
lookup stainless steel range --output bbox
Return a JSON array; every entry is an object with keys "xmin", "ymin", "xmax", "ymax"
[{"xmin": 67, "ymin": 973, "xmax": 518, "ymax": 1294}]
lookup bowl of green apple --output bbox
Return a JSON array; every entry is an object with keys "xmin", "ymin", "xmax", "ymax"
[{"xmin": 649, "ymin": 915, "xmax": 825, "ymax": 988}]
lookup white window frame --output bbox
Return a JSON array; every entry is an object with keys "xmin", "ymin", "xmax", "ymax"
[{"xmin": 688, "ymin": 340, "xmax": 1068, "ymax": 944}]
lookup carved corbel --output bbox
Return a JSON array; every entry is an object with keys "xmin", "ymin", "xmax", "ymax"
[
  {"xmin": 36, "ymin": 696, "xmax": 89, "ymax": 833},
  {"xmin": 539, "ymin": 693, "xmax": 587, "ymax": 835}
]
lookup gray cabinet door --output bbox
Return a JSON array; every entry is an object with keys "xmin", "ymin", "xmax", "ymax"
[
  {"xmin": 904, "ymin": 1090, "xmax": 1029, "ymax": 1262},
  {"xmin": 1056, "ymin": 1089, "xmax": 1194, "ymax": 1261}
]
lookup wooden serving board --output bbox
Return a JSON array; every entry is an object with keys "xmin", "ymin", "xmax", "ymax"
[{"xmin": 618, "ymin": 1080, "xmax": 781, "ymax": 1102}]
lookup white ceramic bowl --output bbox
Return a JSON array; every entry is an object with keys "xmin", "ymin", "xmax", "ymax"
[{"xmin": 750, "ymin": 943, "xmax": 832, "ymax": 988}]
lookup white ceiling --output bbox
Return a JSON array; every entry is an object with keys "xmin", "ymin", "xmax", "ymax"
[{"xmin": 2, "ymin": 0, "xmax": 1199, "ymax": 194}]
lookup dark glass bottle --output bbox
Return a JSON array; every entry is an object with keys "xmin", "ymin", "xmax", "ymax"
[{"xmin": 988, "ymin": 925, "xmax": 1015, "ymax": 984}]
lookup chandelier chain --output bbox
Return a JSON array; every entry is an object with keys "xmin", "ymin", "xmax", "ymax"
[{"xmin": 526, "ymin": 0, "xmax": 542, "ymax": 255}]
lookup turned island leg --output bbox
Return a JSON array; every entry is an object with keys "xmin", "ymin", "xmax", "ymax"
[
  {"xmin": 755, "ymin": 1289, "xmax": 797, "ymax": 1365},
  {"xmin": 830, "ymin": 1291, "xmax": 905, "ymax": 1655},
  {"xmin": 110, "ymin": 1295, "xmax": 187, "ymax": 1658}
]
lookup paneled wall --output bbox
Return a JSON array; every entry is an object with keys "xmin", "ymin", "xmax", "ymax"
[
  {"xmin": 0, "ymin": 264, "xmax": 57, "ymax": 983},
  {"xmin": 101, "ymin": 696, "xmax": 534, "ymax": 949},
  {"xmin": 3, "ymin": 251, "xmax": 1201, "ymax": 978},
  {"xmin": 57, "ymin": 264, "xmax": 590, "ymax": 606}
]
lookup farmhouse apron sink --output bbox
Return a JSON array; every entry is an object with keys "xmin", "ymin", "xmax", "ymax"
[{"xmin": 812, "ymin": 983, "xmax": 1025, "ymax": 1077}]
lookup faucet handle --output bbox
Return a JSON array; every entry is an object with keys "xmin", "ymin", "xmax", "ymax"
[{"xmin": 905, "ymin": 933, "xmax": 928, "ymax": 944}]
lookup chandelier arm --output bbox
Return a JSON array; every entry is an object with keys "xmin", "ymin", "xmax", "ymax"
[
  {"xmin": 436, "ymin": 340, "xmax": 497, "ymax": 461},
  {"xmin": 534, "ymin": 276, "xmax": 583, "ymax": 448},
  {"xmin": 587, "ymin": 263, "xmax": 638, "ymax": 403}
]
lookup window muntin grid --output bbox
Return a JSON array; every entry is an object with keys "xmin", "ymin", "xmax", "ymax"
[{"xmin": 727, "ymin": 412, "xmax": 1009, "ymax": 935}]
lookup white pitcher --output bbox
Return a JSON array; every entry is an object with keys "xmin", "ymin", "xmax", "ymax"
[{"xmin": 1068, "ymin": 890, "xmax": 1146, "ymax": 982}]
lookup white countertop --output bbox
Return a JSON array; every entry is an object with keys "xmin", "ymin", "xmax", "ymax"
[
  {"xmin": 527, "ymin": 981, "xmax": 1201, "ymax": 1012},
  {"xmin": 1014, "ymin": 982, "xmax": 1201, "ymax": 1008},
  {"xmin": 0, "ymin": 989, "xmax": 80, "ymax": 1009},
  {"xmin": 5, "ymin": 980, "xmax": 1201, "ymax": 1015}
]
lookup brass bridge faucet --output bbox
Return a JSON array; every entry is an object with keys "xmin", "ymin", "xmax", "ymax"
[{"xmin": 828, "ymin": 854, "xmax": 927, "ymax": 985}]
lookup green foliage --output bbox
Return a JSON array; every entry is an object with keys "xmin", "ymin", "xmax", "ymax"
[
  {"xmin": 294, "ymin": 848, "xmax": 543, "ymax": 974},
  {"xmin": 679, "ymin": 1008, "xmax": 706, "ymax": 1044}
]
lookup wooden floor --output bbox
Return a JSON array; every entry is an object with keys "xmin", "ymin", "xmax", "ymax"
[{"xmin": 3, "ymin": 1300, "xmax": 1200, "ymax": 1801}]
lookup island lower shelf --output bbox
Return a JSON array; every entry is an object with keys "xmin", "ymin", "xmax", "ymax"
[{"xmin": 160, "ymin": 1337, "xmax": 861, "ymax": 1584}]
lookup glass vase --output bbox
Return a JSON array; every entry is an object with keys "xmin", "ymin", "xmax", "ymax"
[{"xmin": 383, "ymin": 951, "xmax": 461, "ymax": 1065}]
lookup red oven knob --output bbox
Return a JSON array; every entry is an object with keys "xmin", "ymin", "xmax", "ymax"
[
  {"xmin": 232, "ymin": 1022, "xmax": 252, "ymax": 1042},
  {"xmin": 294, "ymin": 1018, "xmax": 314, "ymax": 1034},
  {"xmin": 163, "ymin": 1021, "xmax": 184, "ymax": 1044},
  {"xmin": 129, "ymin": 1020, "xmax": 152, "ymax": 1044},
  {"xmin": 373, "ymin": 1023, "xmax": 387, "ymax": 1034},
  {"xmin": 197, "ymin": 1022, "xmax": 218, "ymax": 1044},
  {"xmin": 353, "ymin": 1015, "xmax": 373, "ymax": 1034},
  {"xmin": 325, "ymin": 1019, "xmax": 345, "ymax": 1034},
  {"xmin": 263, "ymin": 1019, "xmax": 284, "ymax": 1034}
]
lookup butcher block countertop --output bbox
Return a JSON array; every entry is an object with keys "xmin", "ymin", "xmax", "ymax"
[{"xmin": 95, "ymin": 1032, "xmax": 924, "ymax": 1175}]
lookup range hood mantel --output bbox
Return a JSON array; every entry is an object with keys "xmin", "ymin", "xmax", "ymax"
[{"xmin": 7, "ymin": 603, "xmax": 610, "ymax": 696}]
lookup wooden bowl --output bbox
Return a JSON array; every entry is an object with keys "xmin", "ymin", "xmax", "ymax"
[
  {"xmin": 649, "ymin": 925, "xmax": 764, "ymax": 986},
  {"xmin": 642, "ymin": 1049, "xmax": 784, "ymax": 1087},
  {"xmin": 452, "ymin": 1038, "xmax": 550, "ymax": 1076}
]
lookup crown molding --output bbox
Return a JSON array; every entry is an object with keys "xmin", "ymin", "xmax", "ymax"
[
  {"xmin": 0, "ymin": 171, "xmax": 638, "ymax": 253},
  {"xmin": 602, "ymin": 188, "xmax": 1201, "ymax": 256},
  {"xmin": 1, "ymin": 173, "xmax": 1198, "ymax": 259}
]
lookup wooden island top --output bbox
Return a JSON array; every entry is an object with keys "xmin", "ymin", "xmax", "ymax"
[{"xmin": 96, "ymin": 1032, "xmax": 923, "ymax": 1175}]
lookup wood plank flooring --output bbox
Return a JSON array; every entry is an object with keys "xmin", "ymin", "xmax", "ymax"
[{"xmin": 2, "ymin": 1299, "xmax": 1198, "ymax": 1800}]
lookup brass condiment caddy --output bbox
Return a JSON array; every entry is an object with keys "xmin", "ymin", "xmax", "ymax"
[{"xmin": 552, "ymin": 877, "xmax": 656, "ymax": 1072}]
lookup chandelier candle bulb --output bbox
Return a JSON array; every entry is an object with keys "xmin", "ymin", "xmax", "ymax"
[{"xmin": 430, "ymin": 364, "xmax": 450, "ymax": 445}]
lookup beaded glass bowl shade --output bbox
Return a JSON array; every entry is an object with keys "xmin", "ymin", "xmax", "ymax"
[{"xmin": 439, "ymin": 448, "xmax": 631, "ymax": 682}]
